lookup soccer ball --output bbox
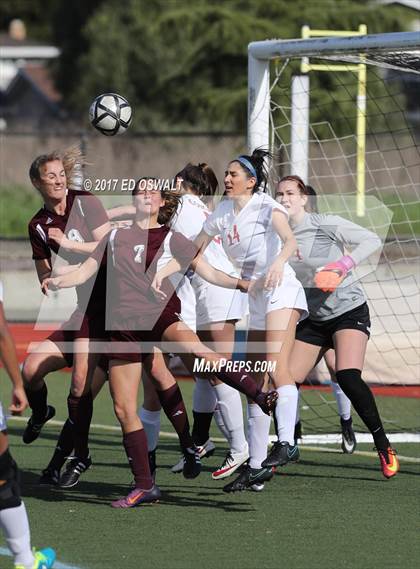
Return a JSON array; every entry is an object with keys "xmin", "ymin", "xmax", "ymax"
[{"xmin": 89, "ymin": 93, "xmax": 132, "ymax": 136}]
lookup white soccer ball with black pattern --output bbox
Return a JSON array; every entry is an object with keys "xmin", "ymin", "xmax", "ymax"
[{"xmin": 89, "ymin": 93, "xmax": 132, "ymax": 136}]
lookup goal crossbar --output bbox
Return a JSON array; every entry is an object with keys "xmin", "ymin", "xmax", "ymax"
[{"xmin": 248, "ymin": 31, "xmax": 420, "ymax": 63}]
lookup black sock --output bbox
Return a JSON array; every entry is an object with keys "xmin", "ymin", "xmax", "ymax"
[
  {"xmin": 47, "ymin": 418, "xmax": 74, "ymax": 471},
  {"xmin": 26, "ymin": 383, "xmax": 48, "ymax": 422},
  {"xmin": 67, "ymin": 391, "xmax": 93, "ymax": 459},
  {"xmin": 336, "ymin": 369, "xmax": 389, "ymax": 450},
  {"xmin": 192, "ymin": 411, "xmax": 213, "ymax": 446}
]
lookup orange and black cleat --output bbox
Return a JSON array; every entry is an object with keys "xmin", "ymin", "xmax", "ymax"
[{"xmin": 377, "ymin": 446, "xmax": 399, "ymax": 479}]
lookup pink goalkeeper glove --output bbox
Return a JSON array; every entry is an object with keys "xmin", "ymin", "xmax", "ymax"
[{"xmin": 314, "ymin": 255, "xmax": 355, "ymax": 292}]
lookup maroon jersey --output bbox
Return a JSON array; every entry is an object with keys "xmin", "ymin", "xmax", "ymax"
[
  {"xmin": 92, "ymin": 224, "xmax": 198, "ymax": 331},
  {"xmin": 28, "ymin": 189, "xmax": 108, "ymax": 315}
]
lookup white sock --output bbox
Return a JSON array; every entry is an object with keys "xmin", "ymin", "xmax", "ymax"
[
  {"xmin": 295, "ymin": 388, "xmax": 301, "ymax": 424},
  {"xmin": 247, "ymin": 403, "xmax": 271, "ymax": 469},
  {"xmin": 0, "ymin": 502, "xmax": 35, "ymax": 568},
  {"xmin": 275, "ymin": 385, "xmax": 298, "ymax": 446},
  {"xmin": 193, "ymin": 377, "xmax": 217, "ymax": 413},
  {"xmin": 214, "ymin": 383, "xmax": 248, "ymax": 454},
  {"xmin": 331, "ymin": 381, "xmax": 352, "ymax": 421},
  {"xmin": 138, "ymin": 407, "xmax": 161, "ymax": 451},
  {"xmin": 213, "ymin": 404, "xmax": 230, "ymax": 441}
]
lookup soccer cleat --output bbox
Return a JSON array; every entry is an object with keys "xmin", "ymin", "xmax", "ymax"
[
  {"xmin": 15, "ymin": 547, "xmax": 56, "ymax": 569},
  {"xmin": 223, "ymin": 464, "xmax": 273, "ymax": 493},
  {"xmin": 254, "ymin": 390, "xmax": 278, "ymax": 415},
  {"xmin": 294, "ymin": 420, "xmax": 303, "ymax": 445},
  {"xmin": 39, "ymin": 467, "xmax": 60, "ymax": 486},
  {"xmin": 171, "ymin": 439, "xmax": 215, "ymax": 473},
  {"xmin": 22, "ymin": 406, "xmax": 56, "ymax": 444},
  {"xmin": 59, "ymin": 456, "xmax": 92, "ymax": 488},
  {"xmin": 212, "ymin": 447, "xmax": 249, "ymax": 480},
  {"xmin": 182, "ymin": 446, "xmax": 202, "ymax": 479},
  {"xmin": 111, "ymin": 485, "xmax": 161, "ymax": 509},
  {"xmin": 261, "ymin": 441, "xmax": 300, "ymax": 468},
  {"xmin": 377, "ymin": 446, "xmax": 399, "ymax": 479},
  {"xmin": 341, "ymin": 417, "xmax": 357, "ymax": 454}
]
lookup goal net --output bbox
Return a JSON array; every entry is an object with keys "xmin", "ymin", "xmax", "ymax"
[{"xmin": 248, "ymin": 31, "xmax": 419, "ymax": 442}]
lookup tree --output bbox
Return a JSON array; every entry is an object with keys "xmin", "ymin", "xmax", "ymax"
[{"xmin": 4, "ymin": 0, "xmax": 412, "ymax": 132}]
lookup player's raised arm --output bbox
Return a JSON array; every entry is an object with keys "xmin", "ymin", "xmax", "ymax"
[
  {"xmin": 47, "ymin": 195, "xmax": 111, "ymax": 256},
  {"xmin": 106, "ymin": 204, "xmax": 136, "ymax": 220},
  {"xmin": 264, "ymin": 208, "xmax": 298, "ymax": 290}
]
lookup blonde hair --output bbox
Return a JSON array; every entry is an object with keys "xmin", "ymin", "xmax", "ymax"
[{"xmin": 29, "ymin": 144, "xmax": 87, "ymax": 190}]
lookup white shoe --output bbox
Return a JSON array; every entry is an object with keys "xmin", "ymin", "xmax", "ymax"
[
  {"xmin": 211, "ymin": 447, "xmax": 249, "ymax": 480},
  {"xmin": 171, "ymin": 439, "xmax": 216, "ymax": 473}
]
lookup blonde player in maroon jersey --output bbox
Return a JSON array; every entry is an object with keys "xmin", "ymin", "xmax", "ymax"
[
  {"xmin": 23, "ymin": 148, "xmax": 111, "ymax": 488},
  {"xmin": 42, "ymin": 180, "xmax": 278, "ymax": 507}
]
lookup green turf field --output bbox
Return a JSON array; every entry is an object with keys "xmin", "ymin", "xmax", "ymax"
[{"xmin": 1, "ymin": 372, "xmax": 419, "ymax": 569}]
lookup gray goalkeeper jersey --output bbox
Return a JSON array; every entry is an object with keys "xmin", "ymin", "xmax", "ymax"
[{"xmin": 289, "ymin": 213, "xmax": 382, "ymax": 321}]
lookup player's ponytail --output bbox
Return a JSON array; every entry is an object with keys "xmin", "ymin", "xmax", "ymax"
[
  {"xmin": 62, "ymin": 144, "xmax": 87, "ymax": 190},
  {"xmin": 233, "ymin": 148, "xmax": 271, "ymax": 193}
]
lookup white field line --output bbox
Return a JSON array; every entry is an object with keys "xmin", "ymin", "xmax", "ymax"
[
  {"xmin": 8, "ymin": 416, "xmax": 420, "ymax": 464},
  {"xmin": 0, "ymin": 547, "xmax": 84, "ymax": 569}
]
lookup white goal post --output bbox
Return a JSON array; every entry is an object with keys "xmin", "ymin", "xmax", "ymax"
[
  {"xmin": 248, "ymin": 31, "xmax": 420, "ymax": 153},
  {"xmin": 246, "ymin": 31, "xmax": 420, "ymax": 438}
]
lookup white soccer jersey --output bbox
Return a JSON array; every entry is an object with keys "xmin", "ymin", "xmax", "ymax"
[
  {"xmin": 203, "ymin": 191, "xmax": 295, "ymax": 280},
  {"xmin": 171, "ymin": 194, "xmax": 239, "ymax": 275},
  {"xmin": 203, "ymin": 192, "xmax": 308, "ymax": 329},
  {"xmin": 0, "ymin": 280, "xmax": 3, "ymax": 303},
  {"xmin": 170, "ymin": 194, "xmax": 247, "ymax": 326}
]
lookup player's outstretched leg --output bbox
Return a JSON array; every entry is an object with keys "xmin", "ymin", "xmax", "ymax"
[{"xmin": 335, "ymin": 368, "xmax": 399, "ymax": 478}]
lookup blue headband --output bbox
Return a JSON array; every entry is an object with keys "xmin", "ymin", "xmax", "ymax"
[{"xmin": 236, "ymin": 156, "xmax": 258, "ymax": 180}]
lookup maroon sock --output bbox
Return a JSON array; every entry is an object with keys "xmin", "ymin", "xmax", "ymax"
[
  {"xmin": 215, "ymin": 368, "xmax": 259, "ymax": 400},
  {"xmin": 26, "ymin": 382, "xmax": 48, "ymax": 422},
  {"xmin": 47, "ymin": 418, "xmax": 74, "ymax": 471},
  {"xmin": 123, "ymin": 429, "xmax": 153, "ymax": 490},
  {"xmin": 67, "ymin": 391, "xmax": 93, "ymax": 459},
  {"xmin": 157, "ymin": 384, "xmax": 194, "ymax": 450}
]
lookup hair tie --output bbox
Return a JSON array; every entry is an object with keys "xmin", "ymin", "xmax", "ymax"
[{"xmin": 236, "ymin": 156, "xmax": 258, "ymax": 180}]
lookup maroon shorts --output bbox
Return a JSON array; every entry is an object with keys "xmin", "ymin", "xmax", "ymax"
[
  {"xmin": 48, "ymin": 308, "xmax": 106, "ymax": 367},
  {"xmin": 107, "ymin": 310, "xmax": 181, "ymax": 363}
]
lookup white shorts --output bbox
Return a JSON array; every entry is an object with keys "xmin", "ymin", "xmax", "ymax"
[
  {"xmin": 193, "ymin": 276, "xmax": 249, "ymax": 327},
  {"xmin": 176, "ymin": 278, "xmax": 197, "ymax": 332},
  {"xmin": 0, "ymin": 402, "xmax": 7, "ymax": 431},
  {"xmin": 249, "ymin": 274, "xmax": 308, "ymax": 331}
]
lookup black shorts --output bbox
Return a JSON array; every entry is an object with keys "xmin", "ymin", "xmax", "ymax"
[{"xmin": 295, "ymin": 302, "xmax": 371, "ymax": 349}]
